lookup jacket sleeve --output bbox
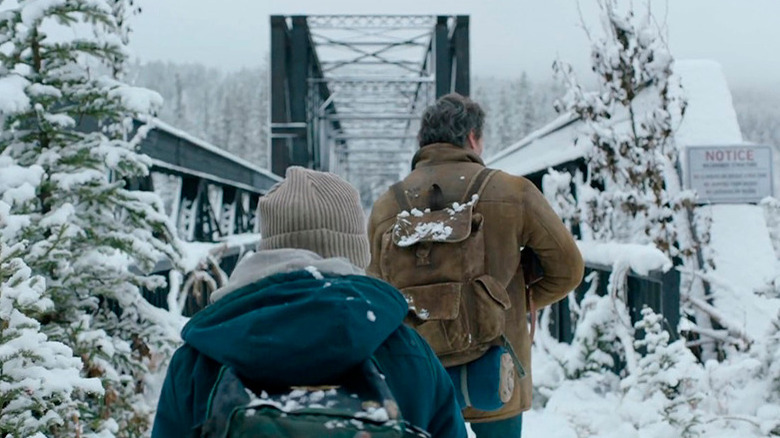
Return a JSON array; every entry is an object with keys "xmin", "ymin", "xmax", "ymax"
[
  {"xmin": 519, "ymin": 180, "xmax": 584, "ymax": 308},
  {"xmin": 151, "ymin": 347, "xmax": 196, "ymax": 438}
]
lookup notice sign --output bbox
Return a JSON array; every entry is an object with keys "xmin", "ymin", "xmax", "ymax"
[{"xmin": 686, "ymin": 145, "xmax": 774, "ymax": 203}]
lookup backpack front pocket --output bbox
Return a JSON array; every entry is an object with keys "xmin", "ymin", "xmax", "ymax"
[
  {"xmin": 472, "ymin": 275, "xmax": 512, "ymax": 343},
  {"xmin": 401, "ymin": 282, "xmax": 471, "ymax": 355}
]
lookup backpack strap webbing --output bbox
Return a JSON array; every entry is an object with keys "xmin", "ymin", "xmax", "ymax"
[
  {"xmin": 364, "ymin": 358, "xmax": 402, "ymax": 421},
  {"xmin": 461, "ymin": 168, "xmax": 499, "ymax": 204},
  {"xmin": 390, "ymin": 181, "xmax": 413, "ymax": 212}
]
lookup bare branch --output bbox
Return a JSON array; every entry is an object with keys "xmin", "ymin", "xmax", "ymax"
[
  {"xmin": 576, "ymin": 0, "xmax": 594, "ymax": 41},
  {"xmin": 684, "ymin": 294, "xmax": 754, "ymax": 347}
]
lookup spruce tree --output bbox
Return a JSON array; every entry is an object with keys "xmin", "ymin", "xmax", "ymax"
[
  {"xmin": 0, "ymin": 160, "xmax": 104, "ymax": 437},
  {"xmin": 565, "ymin": 287, "xmax": 623, "ymax": 378},
  {"xmin": 515, "ymin": 71, "xmax": 536, "ymax": 138},
  {"xmin": 0, "ymin": 1, "xmax": 183, "ymax": 435}
]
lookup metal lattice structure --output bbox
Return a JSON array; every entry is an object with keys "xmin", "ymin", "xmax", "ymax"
[
  {"xmin": 76, "ymin": 116, "xmax": 280, "ymax": 243},
  {"xmin": 135, "ymin": 120, "xmax": 280, "ymax": 242},
  {"xmin": 270, "ymin": 15, "xmax": 470, "ymax": 204}
]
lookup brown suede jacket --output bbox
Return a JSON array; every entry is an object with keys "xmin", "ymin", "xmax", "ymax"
[{"xmin": 367, "ymin": 143, "xmax": 584, "ymax": 422}]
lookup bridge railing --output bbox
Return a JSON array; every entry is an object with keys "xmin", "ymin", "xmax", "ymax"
[
  {"xmin": 546, "ymin": 261, "xmax": 681, "ymax": 345},
  {"xmin": 78, "ymin": 114, "xmax": 281, "ymax": 243},
  {"xmin": 139, "ymin": 238, "xmax": 259, "ymax": 316},
  {"xmin": 136, "ymin": 118, "xmax": 281, "ymax": 242}
]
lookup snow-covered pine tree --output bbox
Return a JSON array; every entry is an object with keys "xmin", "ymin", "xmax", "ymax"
[
  {"xmin": 496, "ymin": 82, "xmax": 516, "ymax": 149},
  {"xmin": 0, "ymin": 239, "xmax": 105, "ymax": 437},
  {"xmin": 762, "ymin": 314, "xmax": 780, "ymax": 434},
  {"xmin": 471, "ymin": 82, "xmax": 495, "ymax": 154},
  {"xmin": 251, "ymin": 64, "xmax": 270, "ymax": 169},
  {"xmin": 563, "ymin": 278, "xmax": 623, "ymax": 379},
  {"xmin": 0, "ymin": 157, "xmax": 104, "ymax": 437},
  {"xmin": 0, "ymin": 1, "xmax": 183, "ymax": 436},
  {"xmin": 515, "ymin": 71, "xmax": 536, "ymax": 138}
]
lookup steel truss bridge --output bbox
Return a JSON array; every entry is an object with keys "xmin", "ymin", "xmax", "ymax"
[
  {"xmin": 133, "ymin": 119, "xmax": 281, "ymax": 242},
  {"xmin": 270, "ymin": 15, "xmax": 470, "ymax": 200},
  {"xmin": 118, "ymin": 15, "xmax": 471, "ymax": 313}
]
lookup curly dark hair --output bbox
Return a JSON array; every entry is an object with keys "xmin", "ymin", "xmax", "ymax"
[{"xmin": 417, "ymin": 93, "xmax": 485, "ymax": 148}]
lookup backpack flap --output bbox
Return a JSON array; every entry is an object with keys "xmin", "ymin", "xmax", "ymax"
[
  {"xmin": 201, "ymin": 366, "xmax": 252, "ymax": 438},
  {"xmin": 391, "ymin": 206, "xmax": 473, "ymax": 247}
]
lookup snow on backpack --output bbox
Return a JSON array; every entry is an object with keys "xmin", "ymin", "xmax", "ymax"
[
  {"xmin": 200, "ymin": 359, "xmax": 430, "ymax": 438},
  {"xmin": 378, "ymin": 169, "xmax": 523, "ymax": 370}
]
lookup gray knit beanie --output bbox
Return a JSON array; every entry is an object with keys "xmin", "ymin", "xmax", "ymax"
[{"xmin": 256, "ymin": 166, "xmax": 370, "ymax": 268}]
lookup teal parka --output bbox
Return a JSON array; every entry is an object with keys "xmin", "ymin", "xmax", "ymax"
[{"xmin": 151, "ymin": 249, "xmax": 467, "ymax": 438}]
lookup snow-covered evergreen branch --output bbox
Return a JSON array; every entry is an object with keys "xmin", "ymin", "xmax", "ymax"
[{"xmin": 0, "ymin": 1, "xmax": 185, "ymax": 436}]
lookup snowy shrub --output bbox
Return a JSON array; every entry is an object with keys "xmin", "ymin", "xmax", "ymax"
[
  {"xmin": 552, "ymin": 0, "xmax": 727, "ymax": 360},
  {"xmin": 620, "ymin": 308, "xmax": 704, "ymax": 437},
  {"xmin": 564, "ymin": 286, "xmax": 622, "ymax": 378},
  {"xmin": 542, "ymin": 168, "xmax": 579, "ymax": 232},
  {"xmin": 552, "ymin": 0, "xmax": 690, "ymax": 257},
  {"xmin": 767, "ymin": 316, "xmax": 780, "ymax": 402},
  {"xmin": 761, "ymin": 197, "xmax": 780, "ymax": 260},
  {"xmin": 0, "ymin": 1, "xmax": 185, "ymax": 436}
]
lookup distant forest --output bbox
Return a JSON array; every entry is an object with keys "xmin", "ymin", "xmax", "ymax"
[{"xmin": 127, "ymin": 61, "xmax": 780, "ymax": 176}]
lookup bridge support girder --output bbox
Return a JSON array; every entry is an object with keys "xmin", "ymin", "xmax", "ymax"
[
  {"xmin": 435, "ymin": 16, "xmax": 470, "ymax": 98},
  {"xmin": 269, "ymin": 15, "xmax": 470, "ymax": 203}
]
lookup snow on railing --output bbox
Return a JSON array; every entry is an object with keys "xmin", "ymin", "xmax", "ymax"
[{"xmin": 576, "ymin": 241, "xmax": 673, "ymax": 277}]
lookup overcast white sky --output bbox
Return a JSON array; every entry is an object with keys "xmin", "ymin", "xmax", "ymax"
[{"xmin": 128, "ymin": 0, "xmax": 779, "ymax": 89}]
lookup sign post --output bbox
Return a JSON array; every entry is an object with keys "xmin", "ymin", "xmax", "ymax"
[{"xmin": 686, "ymin": 145, "xmax": 774, "ymax": 204}]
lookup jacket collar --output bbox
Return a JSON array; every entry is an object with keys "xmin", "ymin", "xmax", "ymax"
[
  {"xmin": 411, "ymin": 143, "xmax": 485, "ymax": 170},
  {"xmin": 209, "ymin": 248, "xmax": 364, "ymax": 302}
]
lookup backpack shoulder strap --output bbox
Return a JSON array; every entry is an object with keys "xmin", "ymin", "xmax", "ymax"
[
  {"xmin": 364, "ymin": 358, "xmax": 401, "ymax": 421},
  {"xmin": 201, "ymin": 365, "xmax": 250, "ymax": 438},
  {"xmin": 366, "ymin": 358, "xmax": 431, "ymax": 438},
  {"xmin": 390, "ymin": 181, "xmax": 413, "ymax": 212},
  {"xmin": 461, "ymin": 168, "xmax": 499, "ymax": 204}
]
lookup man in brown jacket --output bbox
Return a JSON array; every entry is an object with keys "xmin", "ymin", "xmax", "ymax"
[{"xmin": 367, "ymin": 93, "xmax": 584, "ymax": 437}]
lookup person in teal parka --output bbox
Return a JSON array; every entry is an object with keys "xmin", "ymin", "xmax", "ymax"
[{"xmin": 151, "ymin": 167, "xmax": 467, "ymax": 438}]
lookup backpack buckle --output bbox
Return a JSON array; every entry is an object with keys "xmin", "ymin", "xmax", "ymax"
[{"xmin": 415, "ymin": 242, "xmax": 432, "ymax": 266}]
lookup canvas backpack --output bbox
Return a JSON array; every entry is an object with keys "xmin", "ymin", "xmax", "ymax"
[
  {"xmin": 377, "ymin": 168, "xmax": 521, "ymax": 369},
  {"xmin": 200, "ymin": 359, "xmax": 430, "ymax": 438}
]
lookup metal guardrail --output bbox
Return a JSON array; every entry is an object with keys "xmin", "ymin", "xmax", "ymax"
[
  {"xmin": 139, "ymin": 118, "xmax": 280, "ymax": 195},
  {"xmin": 138, "ymin": 119, "xmax": 280, "ymax": 242},
  {"xmin": 78, "ymin": 116, "xmax": 280, "ymax": 243},
  {"xmin": 547, "ymin": 262, "xmax": 681, "ymax": 345}
]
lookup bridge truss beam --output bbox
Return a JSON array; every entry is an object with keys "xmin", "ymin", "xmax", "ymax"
[{"xmin": 269, "ymin": 15, "xmax": 470, "ymax": 198}]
